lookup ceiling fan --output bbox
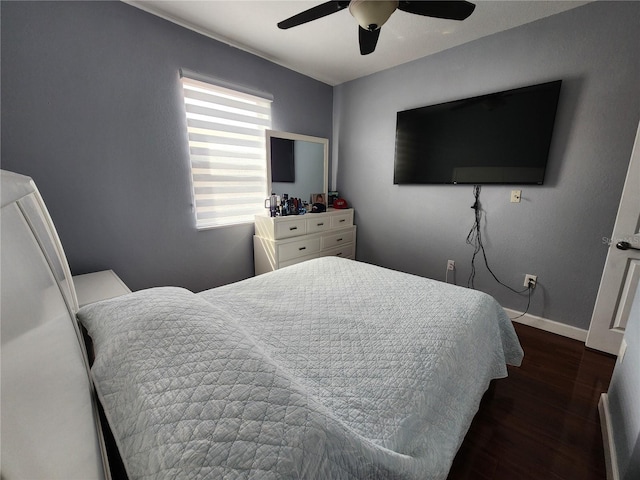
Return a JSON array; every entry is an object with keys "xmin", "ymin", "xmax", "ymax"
[{"xmin": 278, "ymin": 0, "xmax": 476, "ymax": 55}]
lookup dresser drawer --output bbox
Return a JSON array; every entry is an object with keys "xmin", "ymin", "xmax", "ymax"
[
  {"xmin": 321, "ymin": 227, "xmax": 355, "ymax": 250},
  {"xmin": 278, "ymin": 237, "xmax": 321, "ymax": 262},
  {"xmin": 279, "ymin": 252, "xmax": 320, "ymax": 269},
  {"xmin": 330, "ymin": 212, "xmax": 352, "ymax": 228},
  {"xmin": 274, "ymin": 218, "xmax": 307, "ymax": 239},
  {"xmin": 306, "ymin": 216, "xmax": 331, "ymax": 234},
  {"xmin": 322, "ymin": 243, "xmax": 354, "ymax": 260}
]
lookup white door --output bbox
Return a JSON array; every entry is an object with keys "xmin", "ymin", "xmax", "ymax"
[{"xmin": 586, "ymin": 121, "xmax": 640, "ymax": 355}]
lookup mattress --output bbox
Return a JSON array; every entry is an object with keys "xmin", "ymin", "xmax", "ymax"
[{"xmin": 78, "ymin": 257, "xmax": 523, "ymax": 479}]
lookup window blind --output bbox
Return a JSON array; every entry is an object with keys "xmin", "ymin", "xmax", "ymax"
[{"xmin": 180, "ymin": 75, "xmax": 272, "ymax": 229}]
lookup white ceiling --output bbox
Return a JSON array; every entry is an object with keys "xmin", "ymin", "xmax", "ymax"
[{"xmin": 124, "ymin": 0, "xmax": 589, "ymax": 86}]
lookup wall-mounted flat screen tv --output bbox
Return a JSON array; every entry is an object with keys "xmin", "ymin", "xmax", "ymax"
[{"xmin": 393, "ymin": 80, "xmax": 562, "ymax": 185}]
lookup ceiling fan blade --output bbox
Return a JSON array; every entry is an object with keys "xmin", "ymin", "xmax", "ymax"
[
  {"xmin": 397, "ymin": 1, "xmax": 476, "ymax": 21},
  {"xmin": 359, "ymin": 26, "xmax": 381, "ymax": 55},
  {"xmin": 278, "ymin": 1, "xmax": 350, "ymax": 29}
]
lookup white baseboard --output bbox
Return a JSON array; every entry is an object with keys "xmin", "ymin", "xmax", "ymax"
[
  {"xmin": 599, "ymin": 393, "xmax": 620, "ymax": 480},
  {"xmin": 502, "ymin": 307, "xmax": 588, "ymax": 342}
]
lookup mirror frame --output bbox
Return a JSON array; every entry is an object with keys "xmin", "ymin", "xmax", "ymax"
[{"xmin": 265, "ymin": 130, "xmax": 329, "ymax": 203}]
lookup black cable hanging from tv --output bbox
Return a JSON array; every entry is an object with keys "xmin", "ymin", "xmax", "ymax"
[{"xmin": 466, "ymin": 185, "xmax": 532, "ymax": 318}]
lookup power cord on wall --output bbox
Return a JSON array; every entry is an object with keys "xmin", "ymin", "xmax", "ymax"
[{"xmin": 466, "ymin": 185, "xmax": 533, "ymax": 319}]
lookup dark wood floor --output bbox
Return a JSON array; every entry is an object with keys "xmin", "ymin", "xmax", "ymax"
[{"xmin": 448, "ymin": 322, "xmax": 616, "ymax": 480}]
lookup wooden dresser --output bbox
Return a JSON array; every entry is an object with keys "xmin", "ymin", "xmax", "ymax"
[{"xmin": 253, "ymin": 208, "xmax": 356, "ymax": 275}]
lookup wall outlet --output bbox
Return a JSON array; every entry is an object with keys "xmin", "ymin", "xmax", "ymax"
[
  {"xmin": 524, "ymin": 274, "xmax": 537, "ymax": 288},
  {"xmin": 511, "ymin": 190, "xmax": 522, "ymax": 203},
  {"xmin": 447, "ymin": 260, "xmax": 455, "ymax": 271}
]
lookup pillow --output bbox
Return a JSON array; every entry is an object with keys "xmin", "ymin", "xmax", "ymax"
[{"xmin": 76, "ymin": 287, "xmax": 331, "ymax": 479}]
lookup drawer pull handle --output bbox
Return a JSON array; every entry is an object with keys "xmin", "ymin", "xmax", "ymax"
[
  {"xmin": 317, "ymin": 223, "xmax": 324, "ymax": 226},
  {"xmin": 339, "ymin": 219, "xmax": 346, "ymax": 222},
  {"xmin": 289, "ymin": 226, "xmax": 298, "ymax": 231},
  {"xmin": 336, "ymin": 238, "xmax": 343, "ymax": 242},
  {"xmin": 336, "ymin": 252, "xmax": 343, "ymax": 256},
  {"xmin": 298, "ymin": 246, "xmax": 306, "ymax": 251}
]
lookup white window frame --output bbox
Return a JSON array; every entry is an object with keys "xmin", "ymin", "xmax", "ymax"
[{"xmin": 180, "ymin": 72, "xmax": 272, "ymax": 229}]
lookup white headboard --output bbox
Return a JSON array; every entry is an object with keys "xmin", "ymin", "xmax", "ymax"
[{"xmin": 0, "ymin": 170, "xmax": 109, "ymax": 479}]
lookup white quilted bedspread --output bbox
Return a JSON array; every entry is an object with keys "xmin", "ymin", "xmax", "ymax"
[{"xmin": 78, "ymin": 257, "xmax": 523, "ymax": 479}]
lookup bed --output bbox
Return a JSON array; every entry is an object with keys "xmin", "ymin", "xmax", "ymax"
[{"xmin": 1, "ymin": 169, "xmax": 523, "ymax": 479}]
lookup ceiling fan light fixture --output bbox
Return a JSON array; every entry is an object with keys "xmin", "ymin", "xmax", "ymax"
[{"xmin": 349, "ymin": 0, "xmax": 399, "ymax": 31}]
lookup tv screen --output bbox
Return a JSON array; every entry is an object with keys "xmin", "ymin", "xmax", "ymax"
[
  {"xmin": 270, "ymin": 137, "xmax": 295, "ymax": 183},
  {"xmin": 393, "ymin": 80, "xmax": 562, "ymax": 185}
]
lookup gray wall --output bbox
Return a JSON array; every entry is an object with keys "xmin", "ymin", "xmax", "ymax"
[
  {"xmin": 333, "ymin": 1, "xmax": 640, "ymax": 330},
  {"xmin": 1, "ymin": 1, "xmax": 333, "ymax": 292}
]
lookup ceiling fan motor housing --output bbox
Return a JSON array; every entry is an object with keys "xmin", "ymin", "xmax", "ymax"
[{"xmin": 349, "ymin": 0, "xmax": 399, "ymax": 31}]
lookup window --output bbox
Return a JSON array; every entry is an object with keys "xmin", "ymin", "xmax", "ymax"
[{"xmin": 180, "ymin": 73, "xmax": 272, "ymax": 229}]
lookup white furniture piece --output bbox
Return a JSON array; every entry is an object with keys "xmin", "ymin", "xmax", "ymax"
[
  {"xmin": 253, "ymin": 208, "xmax": 356, "ymax": 274},
  {"xmin": 73, "ymin": 270, "xmax": 131, "ymax": 307},
  {"xmin": 1, "ymin": 170, "xmax": 110, "ymax": 480}
]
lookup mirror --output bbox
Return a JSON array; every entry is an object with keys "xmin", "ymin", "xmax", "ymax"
[{"xmin": 266, "ymin": 130, "xmax": 328, "ymax": 204}]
